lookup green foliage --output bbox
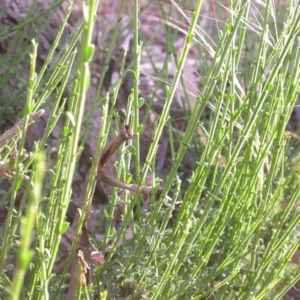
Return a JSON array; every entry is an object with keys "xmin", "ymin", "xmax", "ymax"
[{"xmin": 0, "ymin": 0, "xmax": 300, "ymax": 299}]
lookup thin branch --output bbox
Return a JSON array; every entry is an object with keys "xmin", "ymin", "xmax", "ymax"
[{"xmin": 0, "ymin": 109, "xmax": 45, "ymax": 148}]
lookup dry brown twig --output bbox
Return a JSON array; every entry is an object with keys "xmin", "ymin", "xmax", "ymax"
[
  {"xmin": 0, "ymin": 109, "xmax": 45, "ymax": 148},
  {"xmin": 0, "ymin": 109, "xmax": 45, "ymax": 179}
]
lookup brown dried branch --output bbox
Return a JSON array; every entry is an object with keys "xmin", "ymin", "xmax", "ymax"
[
  {"xmin": 0, "ymin": 109, "xmax": 45, "ymax": 179},
  {"xmin": 0, "ymin": 109, "xmax": 45, "ymax": 148}
]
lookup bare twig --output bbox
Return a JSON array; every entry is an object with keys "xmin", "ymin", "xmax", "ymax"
[
  {"xmin": 0, "ymin": 109, "xmax": 45, "ymax": 148},
  {"xmin": 0, "ymin": 109, "xmax": 45, "ymax": 179}
]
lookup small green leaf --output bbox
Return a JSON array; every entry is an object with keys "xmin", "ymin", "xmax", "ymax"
[
  {"xmin": 29, "ymin": 102, "xmax": 35, "ymax": 113},
  {"xmin": 126, "ymin": 174, "xmax": 133, "ymax": 183},
  {"xmin": 136, "ymin": 124, "xmax": 143, "ymax": 133},
  {"xmin": 126, "ymin": 145, "xmax": 136, "ymax": 155},
  {"xmin": 100, "ymin": 290, "xmax": 108, "ymax": 299},
  {"xmin": 266, "ymin": 83, "xmax": 274, "ymax": 91},
  {"xmin": 229, "ymin": 94, "xmax": 235, "ymax": 102},
  {"xmin": 16, "ymin": 177, "xmax": 24, "ymax": 190},
  {"xmin": 63, "ymin": 127, "xmax": 70, "ymax": 135},
  {"xmin": 132, "ymin": 70, "xmax": 137, "ymax": 80},
  {"xmin": 103, "ymin": 210, "xmax": 109, "ymax": 219},
  {"xmin": 138, "ymin": 98, "xmax": 144, "ymax": 108},
  {"xmin": 84, "ymin": 44, "xmax": 95, "ymax": 63},
  {"xmin": 20, "ymin": 250, "xmax": 34, "ymax": 269},
  {"xmin": 61, "ymin": 203, "xmax": 68, "ymax": 209},
  {"xmin": 59, "ymin": 222, "xmax": 69, "ymax": 234},
  {"xmin": 232, "ymin": 110, "xmax": 240, "ymax": 121},
  {"xmin": 28, "ymin": 79, "xmax": 35, "ymax": 89}
]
